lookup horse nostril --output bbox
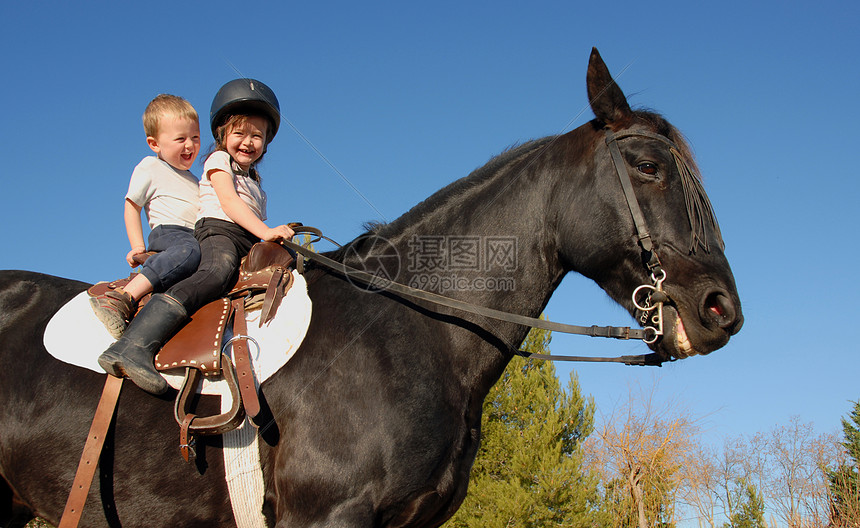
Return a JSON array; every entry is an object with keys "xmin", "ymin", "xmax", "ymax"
[{"xmin": 702, "ymin": 290, "xmax": 740, "ymax": 333}]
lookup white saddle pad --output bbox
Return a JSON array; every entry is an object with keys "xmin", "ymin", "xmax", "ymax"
[{"xmin": 43, "ymin": 270, "xmax": 312, "ymax": 394}]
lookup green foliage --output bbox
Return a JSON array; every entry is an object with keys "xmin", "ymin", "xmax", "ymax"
[
  {"xmin": 445, "ymin": 326, "xmax": 605, "ymax": 527},
  {"xmin": 722, "ymin": 479, "xmax": 766, "ymax": 528},
  {"xmin": 828, "ymin": 399, "xmax": 860, "ymax": 525}
]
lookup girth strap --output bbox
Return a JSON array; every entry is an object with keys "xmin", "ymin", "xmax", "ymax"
[{"xmin": 59, "ymin": 375, "xmax": 124, "ymax": 528}]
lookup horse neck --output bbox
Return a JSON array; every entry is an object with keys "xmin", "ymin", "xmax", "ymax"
[{"xmin": 372, "ymin": 138, "xmax": 570, "ymax": 346}]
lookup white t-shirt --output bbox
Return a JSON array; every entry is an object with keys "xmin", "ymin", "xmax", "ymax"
[
  {"xmin": 198, "ymin": 150, "xmax": 267, "ymax": 223},
  {"xmin": 126, "ymin": 156, "xmax": 200, "ymax": 229}
]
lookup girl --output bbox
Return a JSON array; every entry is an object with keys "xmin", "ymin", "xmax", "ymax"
[{"xmin": 98, "ymin": 79, "xmax": 294, "ymax": 394}]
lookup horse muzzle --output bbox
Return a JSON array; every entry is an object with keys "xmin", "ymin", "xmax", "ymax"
[{"xmin": 655, "ymin": 287, "xmax": 743, "ymax": 359}]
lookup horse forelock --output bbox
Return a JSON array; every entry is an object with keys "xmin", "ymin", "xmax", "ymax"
[
  {"xmin": 630, "ymin": 110, "xmax": 700, "ymax": 175},
  {"xmin": 631, "ymin": 110, "xmax": 724, "ymax": 252}
]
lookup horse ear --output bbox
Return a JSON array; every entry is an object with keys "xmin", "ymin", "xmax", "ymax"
[{"xmin": 586, "ymin": 47, "xmax": 632, "ymax": 125}]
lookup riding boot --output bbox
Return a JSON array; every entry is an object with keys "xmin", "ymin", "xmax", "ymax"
[{"xmin": 97, "ymin": 293, "xmax": 188, "ymax": 395}]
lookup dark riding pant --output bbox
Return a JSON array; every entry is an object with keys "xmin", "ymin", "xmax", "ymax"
[
  {"xmin": 139, "ymin": 225, "xmax": 201, "ymax": 293},
  {"xmin": 166, "ymin": 218, "xmax": 258, "ymax": 314}
]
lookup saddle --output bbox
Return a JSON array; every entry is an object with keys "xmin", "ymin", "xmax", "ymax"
[{"xmin": 87, "ymin": 241, "xmax": 295, "ymax": 460}]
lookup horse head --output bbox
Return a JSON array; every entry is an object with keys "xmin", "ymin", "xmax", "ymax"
[{"xmin": 554, "ymin": 48, "xmax": 743, "ymax": 362}]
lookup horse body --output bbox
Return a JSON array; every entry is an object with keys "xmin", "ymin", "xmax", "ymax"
[
  {"xmin": 0, "ymin": 271, "xmax": 236, "ymax": 526},
  {"xmin": 0, "ymin": 49, "xmax": 742, "ymax": 527}
]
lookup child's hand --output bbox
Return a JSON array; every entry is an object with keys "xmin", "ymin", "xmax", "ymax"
[
  {"xmin": 262, "ymin": 225, "xmax": 295, "ymax": 242},
  {"xmin": 126, "ymin": 246, "xmax": 147, "ymax": 267}
]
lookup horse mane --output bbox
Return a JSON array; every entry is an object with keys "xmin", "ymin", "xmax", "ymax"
[
  {"xmin": 326, "ymin": 137, "xmax": 556, "ymax": 261},
  {"xmin": 388, "ymin": 137, "xmax": 556, "ymax": 231},
  {"xmin": 327, "ymin": 110, "xmax": 719, "ymax": 262}
]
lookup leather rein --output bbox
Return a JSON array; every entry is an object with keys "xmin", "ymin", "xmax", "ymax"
[{"xmin": 283, "ymin": 129, "xmax": 686, "ymax": 367}]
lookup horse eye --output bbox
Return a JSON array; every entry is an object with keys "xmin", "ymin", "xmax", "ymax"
[{"xmin": 637, "ymin": 162, "xmax": 658, "ymax": 176}]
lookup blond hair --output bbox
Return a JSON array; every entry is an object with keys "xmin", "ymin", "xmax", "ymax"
[{"xmin": 142, "ymin": 94, "xmax": 199, "ymax": 138}]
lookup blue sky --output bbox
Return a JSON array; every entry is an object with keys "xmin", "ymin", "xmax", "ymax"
[{"xmin": 1, "ymin": 0, "xmax": 858, "ymax": 449}]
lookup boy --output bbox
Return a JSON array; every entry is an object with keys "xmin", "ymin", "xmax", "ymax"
[{"xmin": 90, "ymin": 94, "xmax": 202, "ymax": 338}]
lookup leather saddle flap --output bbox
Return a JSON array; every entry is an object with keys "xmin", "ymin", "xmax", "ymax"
[
  {"xmin": 242, "ymin": 241, "xmax": 294, "ymax": 273},
  {"xmin": 233, "ymin": 242, "xmax": 296, "ymax": 325},
  {"xmin": 155, "ymin": 298, "xmax": 231, "ymax": 376}
]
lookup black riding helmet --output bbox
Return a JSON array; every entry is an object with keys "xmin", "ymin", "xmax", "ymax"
[{"xmin": 209, "ymin": 78, "xmax": 280, "ymax": 143}]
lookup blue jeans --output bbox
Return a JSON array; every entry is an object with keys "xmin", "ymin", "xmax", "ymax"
[{"xmin": 140, "ymin": 225, "xmax": 201, "ymax": 293}]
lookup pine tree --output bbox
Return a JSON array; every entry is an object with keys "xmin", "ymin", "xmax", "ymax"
[
  {"xmin": 445, "ymin": 326, "xmax": 604, "ymax": 527},
  {"xmin": 723, "ymin": 479, "xmax": 766, "ymax": 528},
  {"xmin": 828, "ymin": 399, "xmax": 860, "ymax": 526}
]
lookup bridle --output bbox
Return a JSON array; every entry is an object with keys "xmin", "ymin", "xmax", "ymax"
[
  {"xmin": 280, "ymin": 127, "xmax": 704, "ymax": 367},
  {"xmin": 605, "ymin": 128, "xmax": 675, "ymax": 347},
  {"xmin": 603, "ymin": 126, "xmax": 723, "ymax": 351}
]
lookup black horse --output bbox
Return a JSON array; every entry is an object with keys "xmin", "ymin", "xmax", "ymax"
[{"xmin": 0, "ymin": 49, "xmax": 742, "ymax": 527}]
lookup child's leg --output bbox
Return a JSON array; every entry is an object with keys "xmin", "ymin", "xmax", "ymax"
[
  {"xmin": 166, "ymin": 234, "xmax": 242, "ymax": 314},
  {"xmin": 96, "ymin": 220, "xmax": 255, "ymax": 394},
  {"xmin": 91, "ymin": 226, "xmax": 199, "ymax": 338},
  {"xmin": 138, "ymin": 225, "xmax": 201, "ymax": 293},
  {"xmin": 97, "ymin": 293, "xmax": 187, "ymax": 394},
  {"xmin": 123, "ymin": 273, "xmax": 153, "ymax": 301},
  {"xmin": 96, "ymin": 234, "xmax": 239, "ymax": 394}
]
